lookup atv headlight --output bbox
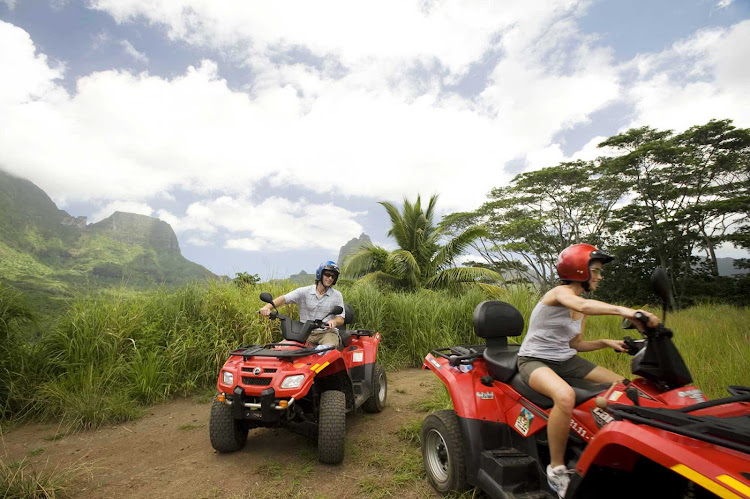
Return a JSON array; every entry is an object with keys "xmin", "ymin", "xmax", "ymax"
[
  {"xmin": 280, "ymin": 374, "xmax": 305, "ymax": 389},
  {"xmin": 222, "ymin": 371, "xmax": 234, "ymax": 385}
]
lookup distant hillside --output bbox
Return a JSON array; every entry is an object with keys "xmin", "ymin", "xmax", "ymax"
[
  {"xmin": 279, "ymin": 234, "xmax": 373, "ymax": 285},
  {"xmin": 287, "ymin": 270, "xmax": 315, "ymax": 286},
  {"xmin": 0, "ymin": 169, "xmax": 216, "ymax": 312},
  {"xmin": 716, "ymin": 257, "xmax": 748, "ymax": 276},
  {"xmin": 338, "ymin": 233, "xmax": 372, "ymax": 267}
]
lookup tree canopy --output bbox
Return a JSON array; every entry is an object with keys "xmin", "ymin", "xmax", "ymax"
[
  {"xmin": 442, "ymin": 119, "xmax": 750, "ymax": 306},
  {"xmin": 343, "ymin": 195, "xmax": 501, "ymax": 291}
]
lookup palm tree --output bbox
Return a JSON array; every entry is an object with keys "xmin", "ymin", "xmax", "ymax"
[{"xmin": 343, "ymin": 195, "xmax": 502, "ymax": 290}]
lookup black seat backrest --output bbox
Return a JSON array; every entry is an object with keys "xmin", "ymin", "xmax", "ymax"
[
  {"xmin": 343, "ymin": 303, "xmax": 354, "ymax": 326},
  {"xmin": 340, "ymin": 303, "xmax": 355, "ymax": 347},
  {"xmin": 473, "ymin": 300, "xmax": 524, "ymax": 349}
]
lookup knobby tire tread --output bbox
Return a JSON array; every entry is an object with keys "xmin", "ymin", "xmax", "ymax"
[
  {"xmin": 318, "ymin": 390, "xmax": 346, "ymax": 464},
  {"xmin": 422, "ymin": 409, "xmax": 468, "ymax": 493},
  {"xmin": 362, "ymin": 363, "xmax": 387, "ymax": 413},
  {"xmin": 209, "ymin": 399, "xmax": 248, "ymax": 453}
]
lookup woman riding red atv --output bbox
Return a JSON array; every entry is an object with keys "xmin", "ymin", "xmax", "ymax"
[{"xmin": 517, "ymin": 243, "xmax": 659, "ymax": 497}]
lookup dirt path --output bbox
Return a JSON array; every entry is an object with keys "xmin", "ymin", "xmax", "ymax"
[{"xmin": 1, "ymin": 368, "xmax": 446, "ymax": 499}]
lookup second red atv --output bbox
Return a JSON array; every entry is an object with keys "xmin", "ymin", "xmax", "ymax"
[
  {"xmin": 209, "ymin": 292, "xmax": 387, "ymax": 464},
  {"xmin": 421, "ymin": 269, "xmax": 750, "ymax": 498}
]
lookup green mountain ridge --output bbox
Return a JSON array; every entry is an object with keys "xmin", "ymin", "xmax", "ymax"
[{"xmin": 0, "ymin": 169, "xmax": 217, "ymax": 312}]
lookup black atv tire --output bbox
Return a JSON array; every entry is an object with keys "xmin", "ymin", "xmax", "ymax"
[
  {"xmin": 209, "ymin": 398, "xmax": 248, "ymax": 453},
  {"xmin": 362, "ymin": 362, "xmax": 387, "ymax": 413},
  {"xmin": 318, "ymin": 390, "xmax": 346, "ymax": 464},
  {"xmin": 421, "ymin": 410, "xmax": 468, "ymax": 494}
]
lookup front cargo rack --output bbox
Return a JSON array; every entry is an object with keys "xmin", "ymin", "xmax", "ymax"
[
  {"xmin": 230, "ymin": 343, "xmax": 335, "ymax": 359},
  {"xmin": 607, "ymin": 385, "xmax": 750, "ymax": 455}
]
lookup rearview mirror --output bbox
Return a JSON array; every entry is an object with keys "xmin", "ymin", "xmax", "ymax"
[
  {"xmin": 620, "ymin": 318, "xmax": 636, "ymax": 330},
  {"xmin": 651, "ymin": 267, "xmax": 672, "ymax": 320},
  {"xmin": 651, "ymin": 268, "xmax": 671, "ymax": 304},
  {"xmin": 259, "ymin": 292, "xmax": 274, "ymax": 304},
  {"xmin": 330, "ymin": 306, "xmax": 343, "ymax": 316}
]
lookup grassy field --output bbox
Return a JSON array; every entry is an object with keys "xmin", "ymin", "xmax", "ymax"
[{"xmin": 1, "ymin": 279, "xmax": 748, "ymax": 432}]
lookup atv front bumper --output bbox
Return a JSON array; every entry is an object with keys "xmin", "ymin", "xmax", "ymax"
[{"xmin": 222, "ymin": 386, "xmax": 293, "ymax": 423}]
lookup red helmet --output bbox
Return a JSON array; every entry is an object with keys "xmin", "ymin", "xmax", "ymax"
[{"xmin": 556, "ymin": 243, "xmax": 613, "ymax": 282}]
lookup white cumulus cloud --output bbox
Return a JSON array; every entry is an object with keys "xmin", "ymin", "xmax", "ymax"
[
  {"xmin": 120, "ymin": 40, "xmax": 149, "ymax": 63},
  {"xmin": 161, "ymin": 196, "xmax": 365, "ymax": 252}
]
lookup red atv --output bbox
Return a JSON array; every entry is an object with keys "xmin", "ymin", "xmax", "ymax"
[
  {"xmin": 209, "ymin": 292, "xmax": 387, "ymax": 464},
  {"xmin": 421, "ymin": 269, "xmax": 750, "ymax": 498}
]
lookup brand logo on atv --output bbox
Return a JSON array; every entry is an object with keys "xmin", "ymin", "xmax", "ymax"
[
  {"xmin": 590, "ymin": 407, "xmax": 615, "ymax": 428},
  {"xmin": 427, "ymin": 356, "xmax": 442, "ymax": 369},
  {"xmin": 570, "ymin": 419, "xmax": 590, "ymax": 440},
  {"xmin": 476, "ymin": 391, "xmax": 494, "ymax": 400},
  {"xmin": 253, "ymin": 367, "xmax": 262, "ymax": 375},
  {"xmin": 677, "ymin": 389, "xmax": 705, "ymax": 403},
  {"xmin": 514, "ymin": 407, "xmax": 534, "ymax": 436}
]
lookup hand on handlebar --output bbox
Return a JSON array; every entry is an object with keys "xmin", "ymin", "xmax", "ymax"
[
  {"xmin": 603, "ymin": 338, "xmax": 627, "ymax": 353},
  {"xmin": 258, "ymin": 307, "xmax": 272, "ymax": 317},
  {"xmin": 629, "ymin": 309, "xmax": 659, "ymax": 328}
]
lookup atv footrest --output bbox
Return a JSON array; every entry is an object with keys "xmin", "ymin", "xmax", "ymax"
[{"xmin": 478, "ymin": 448, "xmax": 545, "ymax": 495}]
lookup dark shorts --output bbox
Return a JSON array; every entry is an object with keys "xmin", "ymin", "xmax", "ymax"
[{"xmin": 517, "ymin": 355, "xmax": 597, "ymax": 385}]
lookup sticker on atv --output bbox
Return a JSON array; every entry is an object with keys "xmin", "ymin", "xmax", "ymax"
[
  {"xmin": 352, "ymin": 352, "xmax": 364, "ymax": 362},
  {"xmin": 427, "ymin": 356, "xmax": 442, "ymax": 369},
  {"xmin": 609, "ymin": 390, "xmax": 623, "ymax": 401},
  {"xmin": 514, "ymin": 407, "xmax": 534, "ymax": 436},
  {"xmin": 591, "ymin": 407, "xmax": 615, "ymax": 428},
  {"xmin": 678, "ymin": 389, "xmax": 706, "ymax": 403},
  {"xmin": 476, "ymin": 391, "xmax": 494, "ymax": 400}
]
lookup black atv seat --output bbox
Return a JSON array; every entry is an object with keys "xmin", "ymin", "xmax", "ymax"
[
  {"xmin": 473, "ymin": 300, "xmax": 610, "ymax": 409},
  {"xmin": 338, "ymin": 303, "xmax": 355, "ymax": 349},
  {"xmin": 510, "ymin": 374, "xmax": 611, "ymax": 410}
]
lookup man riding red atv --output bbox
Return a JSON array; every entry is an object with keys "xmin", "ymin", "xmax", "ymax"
[
  {"xmin": 421, "ymin": 266, "xmax": 750, "ymax": 498},
  {"xmin": 209, "ymin": 291, "xmax": 387, "ymax": 464}
]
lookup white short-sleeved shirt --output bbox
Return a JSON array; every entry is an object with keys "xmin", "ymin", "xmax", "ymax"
[{"xmin": 283, "ymin": 285, "xmax": 345, "ymax": 322}]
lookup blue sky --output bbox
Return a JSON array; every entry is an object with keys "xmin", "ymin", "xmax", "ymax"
[{"xmin": 1, "ymin": 0, "xmax": 749, "ymax": 279}]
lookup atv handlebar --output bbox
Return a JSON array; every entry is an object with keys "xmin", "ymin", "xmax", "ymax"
[{"xmin": 623, "ymin": 336, "xmax": 646, "ymax": 356}]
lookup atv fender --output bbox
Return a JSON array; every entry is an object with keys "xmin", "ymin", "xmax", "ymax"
[
  {"xmin": 423, "ymin": 353, "xmax": 520, "ymax": 421},
  {"xmin": 314, "ymin": 356, "xmax": 355, "ymax": 410},
  {"xmin": 577, "ymin": 421, "xmax": 750, "ymax": 498}
]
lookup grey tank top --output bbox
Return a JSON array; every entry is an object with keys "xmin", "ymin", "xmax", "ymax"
[{"xmin": 518, "ymin": 302, "xmax": 582, "ymax": 362}]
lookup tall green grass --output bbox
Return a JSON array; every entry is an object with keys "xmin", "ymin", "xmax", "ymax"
[
  {"xmin": 583, "ymin": 304, "xmax": 750, "ymax": 398},
  {"xmin": 0, "ymin": 457, "xmax": 88, "ymax": 498},
  {"xmin": 342, "ymin": 282, "xmax": 538, "ymax": 368},
  {"xmin": 1, "ymin": 280, "xmax": 747, "ymax": 429}
]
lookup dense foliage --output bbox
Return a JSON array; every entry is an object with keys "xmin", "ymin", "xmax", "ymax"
[
  {"xmin": 0, "ymin": 279, "xmax": 747, "ymax": 430},
  {"xmin": 443, "ymin": 119, "xmax": 750, "ymax": 306},
  {"xmin": 343, "ymin": 194, "xmax": 502, "ymax": 291}
]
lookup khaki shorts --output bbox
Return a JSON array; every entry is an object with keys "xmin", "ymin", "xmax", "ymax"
[
  {"xmin": 308, "ymin": 329, "xmax": 339, "ymax": 347},
  {"xmin": 517, "ymin": 355, "xmax": 596, "ymax": 385}
]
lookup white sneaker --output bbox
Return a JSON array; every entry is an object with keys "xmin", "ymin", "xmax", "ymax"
[{"xmin": 547, "ymin": 464, "xmax": 573, "ymax": 498}]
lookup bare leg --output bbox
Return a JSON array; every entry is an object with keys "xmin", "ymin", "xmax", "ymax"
[
  {"xmin": 584, "ymin": 366, "xmax": 622, "ymax": 383},
  {"xmin": 528, "ymin": 367, "xmax": 575, "ymax": 468}
]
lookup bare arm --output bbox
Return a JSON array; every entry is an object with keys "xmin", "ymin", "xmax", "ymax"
[
  {"xmin": 570, "ymin": 333, "xmax": 626, "ymax": 353},
  {"xmin": 553, "ymin": 286, "xmax": 659, "ymax": 326},
  {"xmin": 259, "ymin": 295, "xmax": 287, "ymax": 316},
  {"xmin": 328, "ymin": 315, "xmax": 345, "ymax": 328}
]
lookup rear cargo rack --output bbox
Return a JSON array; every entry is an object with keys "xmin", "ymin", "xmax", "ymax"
[
  {"xmin": 607, "ymin": 386, "xmax": 750, "ymax": 455},
  {"xmin": 430, "ymin": 345, "xmax": 486, "ymax": 366}
]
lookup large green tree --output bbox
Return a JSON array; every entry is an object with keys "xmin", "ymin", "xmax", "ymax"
[
  {"xmin": 442, "ymin": 161, "xmax": 626, "ymax": 290},
  {"xmin": 342, "ymin": 195, "xmax": 500, "ymax": 290},
  {"xmin": 600, "ymin": 119, "xmax": 750, "ymax": 305},
  {"xmin": 447, "ymin": 118, "xmax": 750, "ymax": 305}
]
